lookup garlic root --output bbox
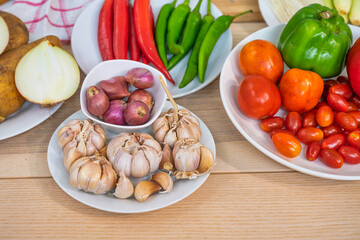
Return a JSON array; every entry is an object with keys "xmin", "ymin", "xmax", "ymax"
[
  {"xmin": 134, "ymin": 181, "xmax": 161, "ymax": 202},
  {"xmin": 160, "ymin": 143, "xmax": 175, "ymax": 171},
  {"xmin": 151, "ymin": 172, "xmax": 173, "ymax": 193}
]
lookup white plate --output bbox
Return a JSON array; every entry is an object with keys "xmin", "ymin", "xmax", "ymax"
[
  {"xmin": 0, "ymin": 102, "xmax": 62, "ymax": 140},
  {"xmin": 47, "ymin": 101, "xmax": 216, "ymax": 213},
  {"xmin": 220, "ymin": 24, "xmax": 360, "ymax": 181},
  {"xmin": 258, "ymin": 0, "xmax": 281, "ymax": 26},
  {"xmin": 71, "ymin": 0, "xmax": 232, "ymax": 98}
]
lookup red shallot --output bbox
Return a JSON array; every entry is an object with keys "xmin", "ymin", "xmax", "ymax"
[
  {"xmin": 128, "ymin": 89, "xmax": 154, "ymax": 111},
  {"xmin": 86, "ymin": 86, "xmax": 109, "ymax": 117},
  {"xmin": 125, "ymin": 68, "xmax": 154, "ymax": 89},
  {"xmin": 124, "ymin": 101, "xmax": 150, "ymax": 126},
  {"xmin": 97, "ymin": 76, "xmax": 130, "ymax": 100},
  {"xmin": 104, "ymin": 100, "xmax": 127, "ymax": 125}
]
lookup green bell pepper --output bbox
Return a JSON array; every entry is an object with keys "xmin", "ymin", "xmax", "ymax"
[{"xmin": 278, "ymin": 4, "xmax": 352, "ymax": 78}]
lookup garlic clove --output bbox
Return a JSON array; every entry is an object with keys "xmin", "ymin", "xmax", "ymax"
[
  {"xmin": 86, "ymin": 161, "xmax": 102, "ymax": 193},
  {"xmin": 164, "ymin": 127, "xmax": 178, "ymax": 148},
  {"xmin": 95, "ymin": 163, "xmax": 117, "ymax": 194},
  {"xmin": 114, "ymin": 171, "xmax": 134, "ymax": 199},
  {"xmin": 134, "ymin": 181, "xmax": 161, "ymax": 202},
  {"xmin": 197, "ymin": 146, "xmax": 215, "ymax": 174},
  {"xmin": 176, "ymin": 121, "xmax": 193, "ymax": 140},
  {"xmin": 77, "ymin": 139, "xmax": 88, "ymax": 157},
  {"xmin": 85, "ymin": 141, "xmax": 97, "ymax": 156},
  {"xmin": 142, "ymin": 145, "xmax": 162, "ymax": 173},
  {"xmin": 69, "ymin": 157, "xmax": 89, "ymax": 189},
  {"xmin": 160, "ymin": 143, "xmax": 175, "ymax": 171},
  {"xmin": 131, "ymin": 150, "xmax": 150, "ymax": 178},
  {"xmin": 64, "ymin": 146, "xmax": 82, "ymax": 170},
  {"xmin": 154, "ymin": 124, "xmax": 169, "ymax": 143},
  {"xmin": 98, "ymin": 145, "xmax": 107, "ymax": 157},
  {"xmin": 173, "ymin": 139, "xmax": 201, "ymax": 172},
  {"xmin": 112, "ymin": 149, "xmax": 132, "ymax": 177},
  {"xmin": 150, "ymin": 172, "xmax": 173, "ymax": 193},
  {"xmin": 77, "ymin": 159, "xmax": 97, "ymax": 191}
]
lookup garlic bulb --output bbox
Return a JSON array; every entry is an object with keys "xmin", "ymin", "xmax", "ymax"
[
  {"xmin": 57, "ymin": 119, "xmax": 107, "ymax": 170},
  {"xmin": 114, "ymin": 171, "xmax": 134, "ymax": 199},
  {"xmin": 172, "ymin": 139, "xmax": 215, "ymax": 179},
  {"xmin": 106, "ymin": 133, "xmax": 162, "ymax": 178},
  {"xmin": 69, "ymin": 155, "xmax": 117, "ymax": 194},
  {"xmin": 152, "ymin": 109, "xmax": 202, "ymax": 148}
]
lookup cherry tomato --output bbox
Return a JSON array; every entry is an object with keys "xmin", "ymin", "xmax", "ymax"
[
  {"xmin": 315, "ymin": 102, "xmax": 329, "ymax": 109},
  {"xmin": 296, "ymin": 127, "xmax": 324, "ymax": 144},
  {"xmin": 328, "ymin": 84, "xmax": 353, "ymax": 99},
  {"xmin": 347, "ymin": 101, "xmax": 358, "ymax": 112},
  {"xmin": 327, "ymin": 93, "xmax": 349, "ymax": 112},
  {"xmin": 237, "ymin": 75, "xmax": 281, "ymax": 119},
  {"xmin": 320, "ymin": 149, "xmax": 344, "ymax": 168},
  {"xmin": 349, "ymin": 95, "xmax": 360, "ymax": 108},
  {"xmin": 279, "ymin": 69, "xmax": 324, "ymax": 113},
  {"xmin": 302, "ymin": 110, "xmax": 318, "ymax": 127},
  {"xmin": 272, "ymin": 132, "xmax": 302, "ymax": 158},
  {"xmin": 334, "ymin": 112, "xmax": 358, "ymax": 131},
  {"xmin": 316, "ymin": 106, "xmax": 334, "ymax": 127},
  {"xmin": 347, "ymin": 129, "xmax": 360, "ymax": 149},
  {"xmin": 285, "ymin": 112, "xmax": 301, "ymax": 134},
  {"xmin": 306, "ymin": 142, "xmax": 321, "ymax": 161},
  {"xmin": 323, "ymin": 80, "xmax": 339, "ymax": 99},
  {"xmin": 339, "ymin": 146, "xmax": 360, "ymax": 164},
  {"xmin": 321, "ymin": 133, "xmax": 346, "ymax": 150},
  {"xmin": 260, "ymin": 117, "xmax": 285, "ymax": 132},
  {"xmin": 348, "ymin": 111, "xmax": 360, "ymax": 124},
  {"xmin": 269, "ymin": 129, "xmax": 294, "ymax": 138},
  {"xmin": 322, "ymin": 124, "xmax": 343, "ymax": 137},
  {"xmin": 337, "ymin": 76, "xmax": 349, "ymax": 84}
]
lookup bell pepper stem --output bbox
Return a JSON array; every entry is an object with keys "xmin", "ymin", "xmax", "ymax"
[
  {"xmin": 183, "ymin": 0, "xmax": 190, "ymax": 6},
  {"xmin": 230, "ymin": 9, "xmax": 253, "ymax": 21},
  {"xmin": 194, "ymin": 0, "xmax": 203, "ymax": 12},
  {"xmin": 320, "ymin": 10, "xmax": 332, "ymax": 19},
  {"xmin": 207, "ymin": 0, "xmax": 212, "ymax": 15},
  {"xmin": 172, "ymin": 0, "xmax": 177, "ymax": 5}
]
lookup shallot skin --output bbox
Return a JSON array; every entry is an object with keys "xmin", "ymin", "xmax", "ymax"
[
  {"xmin": 125, "ymin": 68, "xmax": 154, "ymax": 89},
  {"xmin": 104, "ymin": 100, "xmax": 127, "ymax": 125},
  {"xmin": 124, "ymin": 101, "xmax": 150, "ymax": 126},
  {"xmin": 128, "ymin": 89, "xmax": 154, "ymax": 111},
  {"xmin": 86, "ymin": 86, "xmax": 109, "ymax": 117},
  {"xmin": 98, "ymin": 76, "xmax": 130, "ymax": 100}
]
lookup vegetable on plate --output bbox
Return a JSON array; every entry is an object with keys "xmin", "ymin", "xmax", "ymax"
[
  {"xmin": 113, "ymin": 0, "xmax": 129, "ymax": 59},
  {"xmin": 98, "ymin": 0, "xmax": 115, "ymax": 61},
  {"xmin": 347, "ymin": 38, "xmax": 360, "ymax": 96}
]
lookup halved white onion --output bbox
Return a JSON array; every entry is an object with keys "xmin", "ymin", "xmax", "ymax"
[
  {"xmin": 15, "ymin": 40, "xmax": 80, "ymax": 107},
  {"xmin": 0, "ymin": 16, "xmax": 9, "ymax": 55}
]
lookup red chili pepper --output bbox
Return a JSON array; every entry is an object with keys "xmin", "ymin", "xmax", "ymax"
[
  {"xmin": 113, "ymin": 0, "xmax": 129, "ymax": 59},
  {"xmin": 133, "ymin": 0, "xmax": 175, "ymax": 84},
  {"xmin": 98, "ymin": 0, "xmax": 115, "ymax": 61},
  {"xmin": 141, "ymin": 7, "xmax": 154, "ymax": 65},
  {"xmin": 128, "ymin": 4, "xmax": 140, "ymax": 61},
  {"xmin": 142, "ymin": 55, "xmax": 150, "ymax": 64}
]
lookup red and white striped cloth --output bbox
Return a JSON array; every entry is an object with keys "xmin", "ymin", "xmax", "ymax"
[{"xmin": 0, "ymin": 0, "xmax": 94, "ymax": 43}]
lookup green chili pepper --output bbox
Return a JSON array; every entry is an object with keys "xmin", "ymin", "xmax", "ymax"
[
  {"xmin": 166, "ymin": 0, "xmax": 191, "ymax": 55},
  {"xmin": 198, "ymin": 10, "xmax": 252, "ymax": 83},
  {"xmin": 167, "ymin": 0, "xmax": 203, "ymax": 70},
  {"xmin": 179, "ymin": 0, "xmax": 214, "ymax": 88},
  {"xmin": 155, "ymin": 0, "xmax": 177, "ymax": 67}
]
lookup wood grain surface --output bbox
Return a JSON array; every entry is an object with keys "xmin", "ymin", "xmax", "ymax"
[{"xmin": 0, "ymin": 1, "xmax": 359, "ymax": 239}]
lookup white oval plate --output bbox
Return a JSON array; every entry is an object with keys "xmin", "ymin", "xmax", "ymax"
[
  {"xmin": 71, "ymin": 0, "xmax": 232, "ymax": 98},
  {"xmin": 47, "ymin": 101, "xmax": 216, "ymax": 213},
  {"xmin": 258, "ymin": 0, "xmax": 280, "ymax": 26},
  {"xmin": 0, "ymin": 102, "xmax": 62, "ymax": 140},
  {"xmin": 220, "ymin": 24, "xmax": 360, "ymax": 180}
]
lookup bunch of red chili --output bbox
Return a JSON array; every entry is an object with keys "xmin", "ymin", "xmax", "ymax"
[{"xmin": 97, "ymin": 0, "xmax": 175, "ymax": 84}]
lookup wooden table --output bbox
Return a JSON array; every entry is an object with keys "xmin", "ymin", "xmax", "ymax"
[{"xmin": 1, "ymin": 1, "xmax": 360, "ymax": 239}]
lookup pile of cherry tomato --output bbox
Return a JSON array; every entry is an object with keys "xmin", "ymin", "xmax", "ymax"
[{"xmin": 237, "ymin": 39, "xmax": 360, "ymax": 169}]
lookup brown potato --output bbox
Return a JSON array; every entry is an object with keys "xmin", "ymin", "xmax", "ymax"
[
  {"xmin": 0, "ymin": 11, "xmax": 29, "ymax": 54},
  {"xmin": 0, "ymin": 35, "xmax": 62, "ymax": 72},
  {"xmin": 0, "ymin": 70, "xmax": 24, "ymax": 122}
]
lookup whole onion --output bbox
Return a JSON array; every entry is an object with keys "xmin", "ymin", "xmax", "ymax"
[
  {"xmin": 97, "ymin": 76, "xmax": 129, "ymax": 100},
  {"xmin": 86, "ymin": 86, "xmax": 109, "ymax": 117},
  {"xmin": 124, "ymin": 101, "xmax": 150, "ymax": 126},
  {"xmin": 104, "ymin": 100, "xmax": 127, "ymax": 125},
  {"xmin": 125, "ymin": 68, "xmax": 154, "ymax": 89},
  {"xmin": 128, "ymin": 89, "xmax": 154, "ymax": 111}
]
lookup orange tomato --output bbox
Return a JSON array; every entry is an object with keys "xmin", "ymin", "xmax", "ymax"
[
  {"xmin": 272, "ymin": 132, "xmax": 302, "ymax": 158},
  {"xmin": 239, "ymin": 40, "xmax": 284, "ymax": 84},
  {"xmin": 279, "ymin": 68, "xmax": 324, "ymax": 113}
]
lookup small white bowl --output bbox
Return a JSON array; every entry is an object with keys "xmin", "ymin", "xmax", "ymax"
[{"xmin": 80, "ymin": 60, "xmax": 166, "ymax": 133}]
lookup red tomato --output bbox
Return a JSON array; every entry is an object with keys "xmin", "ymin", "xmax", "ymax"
[
  {"xmin": 328, "ymin": 84, "xmax": 353, "ymax": 99},
  {"xmin": 349, "ymin": 95, "xmax": 360, "ymax": 108},
  {"xmin": 322, "ymin": 124, "xmax": 343, "ymax": 137},
  {"xmin": 302, "ymin": 110, "xmax": 318, "ymax": 127},
  {"xmin": 285, "ymin": 112, "xmax": 301, "ymax": 134},
  {"xmin": 306, "ymin": 142, "xmax": 321, "ymax": 161},
  {"xmin": 348, "ymin": 111, "xmax": 360, "ymax": 124},
  {"xmin": 296, "ymin": 127, "xmax": 324, "ymax": 144},
  {"xmin": 339, "ymin": 146, "xmax": 360, "ymax": 164},
  {"xmin": 323, "ymin": 80, "xmax": 339, "ymax": 99},
  {"xmin": 334, "ymin": 112, "xmax": 358, "ymax": 131},
  {"xmin": 239, "ymin": 40, "xmax": 284, "ymax": 84},
  {"xmin": 327, "ymin": 93, "xmax": 349, "ymax": 112},
  {"xmin": 337, "ymin": 76, "xmax": 349, "ymax": 84},
  {"xmin": 347, "ymin": 129, "xmax": 360, "ymax": 149},
  {"xmin": 237, "ymin": 75, "xmax": 281, "ymax": 119},
  {"xmin": 316, "ymin": 106, "xmax": 334, "ymax": 127},
  {"xmin": 272, "ymin": 132, "xmax": 302, "ymax": 158},
  {"xmin": 279, "ymin": 69, "xmax": 324, "ymax": 113},
  {"xmin": 347, "ymin": 101, "xmax": 358, "ymax": 112},
  {"xmin": 260, "ymin": 117, "xmax": 285, "ymax": 132},
  {"xmin": 269, "ymin": 129, "xmax": 294, "ymax": 138},
  {"xmin": 321, "ymin": 133, "xmax": 346, "ymax": 150},
  {"xmin": 315, "ymin": 102, "xmax": 329, "ymax": 109},
  {"xmin": 320, "ymin": 149, "xmax": 344, "ymax": 168}
]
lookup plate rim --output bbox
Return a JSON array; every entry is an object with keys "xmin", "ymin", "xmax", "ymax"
[
  {"xmin": 47, "ymin": 101, "xmax": 216, "ymax": 213},
  {"xmin": 219, "ymin": 23, "xmax": 360, "ymax": 181}
]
